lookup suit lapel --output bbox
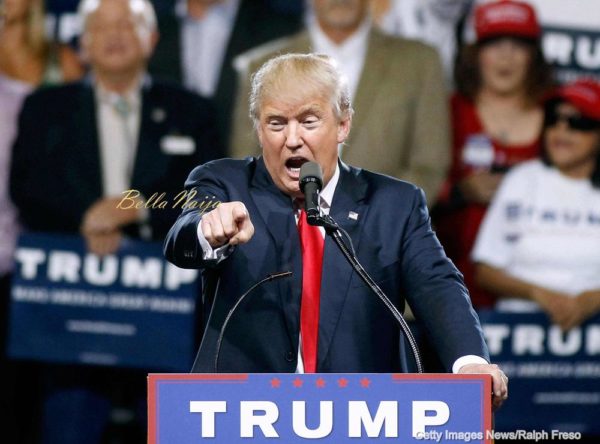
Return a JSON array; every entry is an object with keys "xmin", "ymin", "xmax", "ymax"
[
  {"xmin": 249, "ymin": 158, "xmax": 303, "ymax": 347},
  {"xmin": 74, "ymin": 82, "xmax": 102, "ymax": 201},
  {"xmin": 131, "ymin": 81, "xmax": 168, "ymax": 190},
  {"xmin": 346, "ymin": 30, "xmax": 391, "ymax": 150},
  {"xmin": 318, "ymin": 162, "xmax": 369, "ymax": 368}
]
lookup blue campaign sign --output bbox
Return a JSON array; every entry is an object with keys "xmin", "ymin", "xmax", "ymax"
[
  {"xmin": 148, "ymin": 373, "xmax": 492, "ymax": 443},
  {"xmin": 8, "ymin": 233, "xmax": 199, "ymax": 371},
  {"xmin": 478, "ymin": 310, "xmax": 600, "ymax": 435}
]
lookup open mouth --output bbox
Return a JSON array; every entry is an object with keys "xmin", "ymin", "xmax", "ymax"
[{"xmin": 285, "ymin": 157, "xmax": 309, "ymax": 176}]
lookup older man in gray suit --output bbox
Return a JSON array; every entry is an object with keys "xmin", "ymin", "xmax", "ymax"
[{"xmin": 229, "ymin": 0, "xmax": 450, "ymax": 205}]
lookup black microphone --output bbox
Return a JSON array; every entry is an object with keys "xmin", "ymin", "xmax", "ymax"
[
  {"xmin": 213, "ymin": 271, "xmax": 292, "ymax": 372},
  {"xmin": 299, "ymin": 162, "xmax": 424, "ymax": 372},
  {"xmin": 299, "ymin": 162, "xmax": 323, "ymax": 225}
]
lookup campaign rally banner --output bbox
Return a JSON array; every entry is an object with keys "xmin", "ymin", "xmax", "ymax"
[
  {"xmin": 478, "ymin": 310, "xmax": 600, "ymax": 435},
  {"xmin": 148, "ymin": 373, "xmax": 492, "ymax": 443},
  {"xmin": 542, "ymin": 25, "xmax": 600, "ymax": 83},
  {"xmin": 8, "ymin": 233, "xmax": 199, "ymax": 371},
  {"xmin": 468, "ymin": 0, "xmax": 600, "ymax": 82},
  {"xmin": 525, "ymin": 0, "xmax": 600, "ymax": 82}
]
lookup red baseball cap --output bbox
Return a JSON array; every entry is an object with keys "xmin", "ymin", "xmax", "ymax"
[
  {"xmin": 475, "ymin": 1, "xmax": 541, "ymax": 42},
  {"xmin": 548, "ymin": 79, "xmax": 600, "ymax": 121}
]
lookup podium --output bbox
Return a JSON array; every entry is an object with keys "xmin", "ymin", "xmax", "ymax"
[{"xmin": 148, "ymin": 373, "xmax": 492, "ymax": 443}]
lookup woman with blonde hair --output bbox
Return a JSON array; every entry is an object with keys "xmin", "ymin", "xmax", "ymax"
[
  {"xmin": 0, "ymin": 0, "xmax": 84, "ymax": 277},
  {"xmin": 0, "ymin": 0, "xmax": 83, "ymax": 83},
  {"xmin": 1, "ymin": 0, "xmax": 83, "ymax": 441}
]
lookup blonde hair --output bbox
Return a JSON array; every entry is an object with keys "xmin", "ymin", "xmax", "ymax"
[{"xmin": 249, "ymin": 53, "xmax": 353, "ymax": 129}]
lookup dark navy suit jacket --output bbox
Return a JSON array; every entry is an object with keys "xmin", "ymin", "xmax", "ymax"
[{"xmin": 164, "ymin": 157, "xmax": 489, "ymax": 373}]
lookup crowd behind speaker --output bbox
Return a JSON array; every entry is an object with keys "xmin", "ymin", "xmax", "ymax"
[{"xmin": 1, "ymin": 0, "xmax": 599, "ymax": 442}]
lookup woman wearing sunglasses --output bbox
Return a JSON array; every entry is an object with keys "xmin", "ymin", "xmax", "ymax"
[
  {"xmin": 472, "ymin": 79, "xmax": 600, "ymax": 330},
  {"xmin": 434, "ymin": 0, "xmax": 553, "ymax": 309}
]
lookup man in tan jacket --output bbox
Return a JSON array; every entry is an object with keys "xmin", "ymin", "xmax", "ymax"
[{"xmin": 229, "ymin": 0, "xmax": 450, "ymax": 205}]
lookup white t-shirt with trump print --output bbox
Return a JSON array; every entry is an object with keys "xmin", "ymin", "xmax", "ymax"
[{"xmin": 472, "ymin": 159, "xmax": 600, "ymax": 312}]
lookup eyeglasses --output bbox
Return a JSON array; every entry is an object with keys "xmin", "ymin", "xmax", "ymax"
[{"xmin": 545, "ymin": 110, "xmax": 600, "ymax": 131}]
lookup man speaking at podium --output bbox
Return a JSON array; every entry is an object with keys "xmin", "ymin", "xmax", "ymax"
[{"xmin": 164, "ymin": 54, "xmax": 508, "ymax": 409}]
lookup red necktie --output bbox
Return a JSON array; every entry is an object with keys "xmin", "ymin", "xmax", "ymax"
[{"xmin": 298, "ymin": 209, "xmax": 324, "ymax": 373}]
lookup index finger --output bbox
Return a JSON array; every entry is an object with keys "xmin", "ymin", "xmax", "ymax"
[
  {"xmin": 232, "ymin": 204, "xmax": 249, "ymax": 224},
  {"xmin": 229, "ymin": 214, "xmax": 254, "ymax": 246}
]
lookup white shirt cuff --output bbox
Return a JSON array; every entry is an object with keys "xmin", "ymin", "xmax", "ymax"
[
  {"xmin": 452, "ymin": 355, "xmax": 489, "ymax": 374},
  {"xmin": 196, "ymin": 219, "xmax": 234, "ymax": 262}
]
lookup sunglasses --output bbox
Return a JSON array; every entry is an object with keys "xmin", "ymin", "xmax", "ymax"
[{"xmin": 545, "ymin": 110, "xmax": 600, "ymax": 131}]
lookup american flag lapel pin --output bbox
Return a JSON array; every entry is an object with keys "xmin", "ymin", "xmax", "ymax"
[{"xmin": 348, "ymin": 211, "xmax": 358, "ymax": 220}]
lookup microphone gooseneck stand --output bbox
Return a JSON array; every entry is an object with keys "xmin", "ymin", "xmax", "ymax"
[
  {"xmin": 310, "ymin": 212, "xmax": 424, "ymax": 374},
  {"xmin": 214, "ymin": 271, "xmax": 292, "ymax": 373}
]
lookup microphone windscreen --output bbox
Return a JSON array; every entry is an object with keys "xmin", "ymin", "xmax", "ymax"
[{"xmin": 299, "ymin": 162, "xmax": 323, "ymax": 192}]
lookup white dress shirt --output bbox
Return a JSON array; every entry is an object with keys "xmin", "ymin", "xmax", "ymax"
[
  {"xmin": 94, "ymin": 76, "xmax": 151, "ymax": 237},
  {"xmin": 95, "ymin": 79, "xmax": 142, "ymax": 197},
  {"xmin": 178, "ymin": 0, "xmax": 240, "ymax": 97}
]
